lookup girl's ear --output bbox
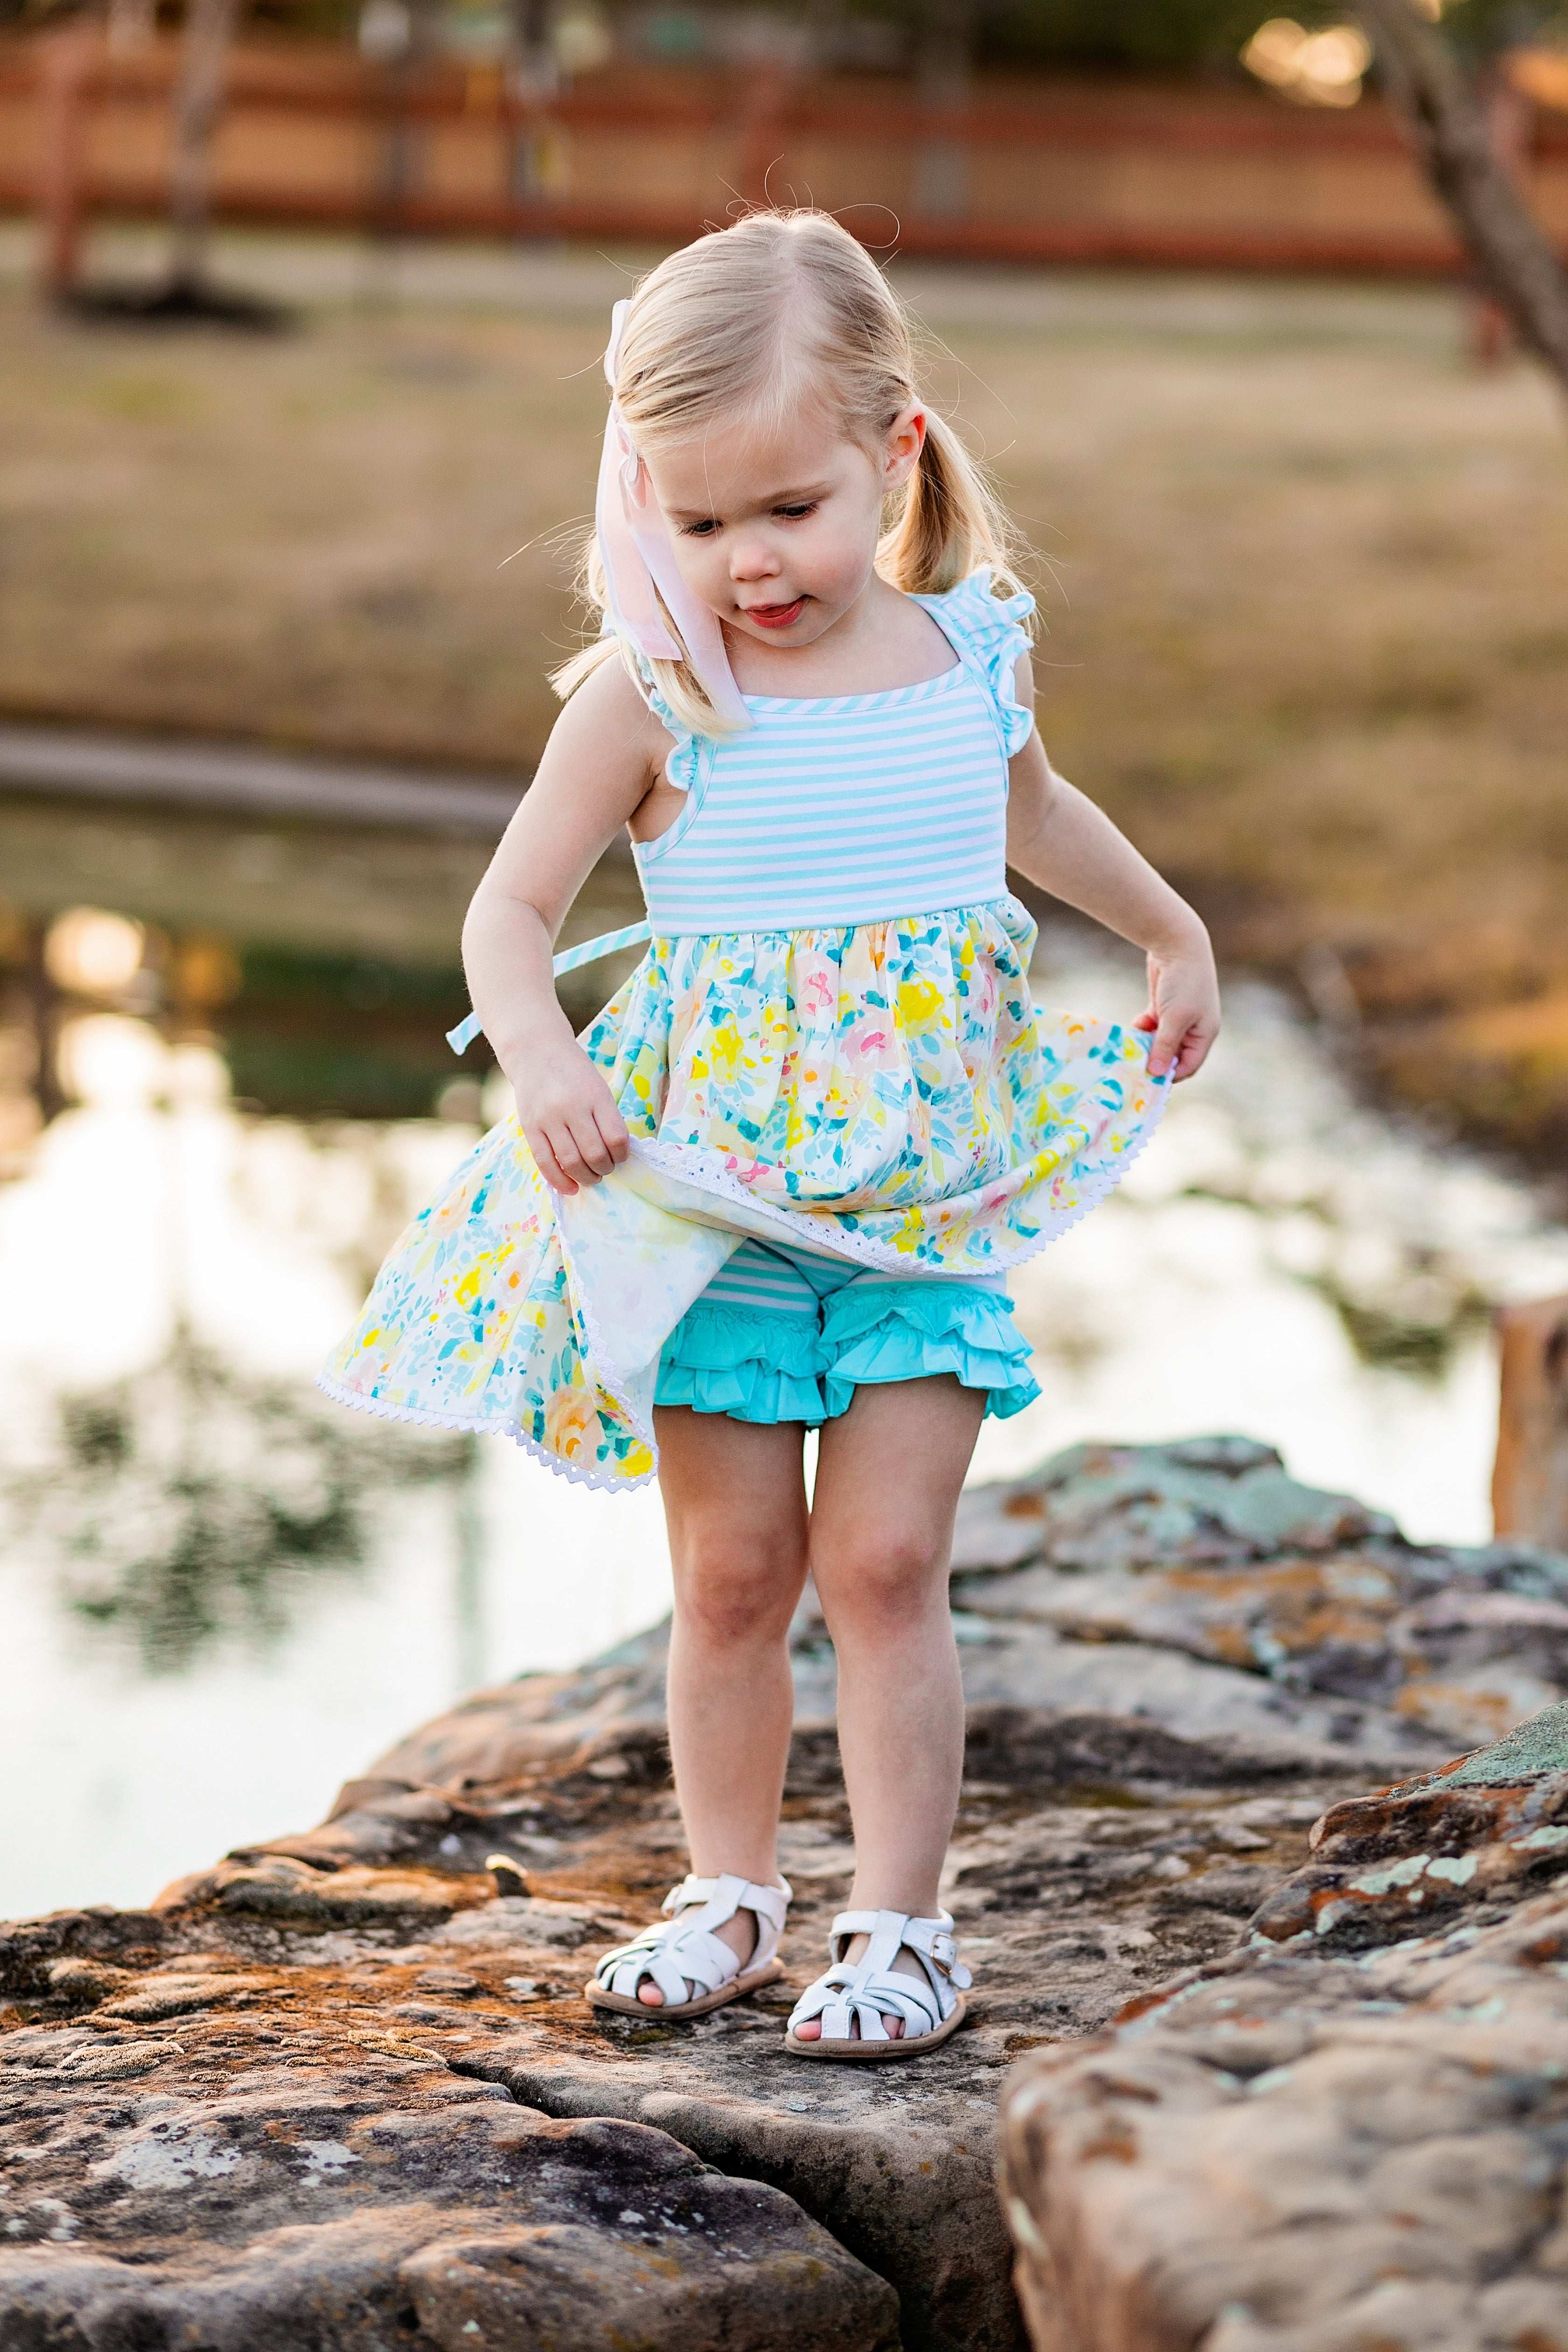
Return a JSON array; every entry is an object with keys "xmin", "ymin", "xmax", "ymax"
[{"xmin": 883, "ymin": 404, "xmax": 927, "ymax": 492}]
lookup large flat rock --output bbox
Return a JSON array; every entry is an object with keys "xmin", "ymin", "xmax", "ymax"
[
  {"xmin": 10, "ymin": 1439, "xmax": 1568, "ymax": 2351},
  {"xmin": 948, "ymin": 1439, "xmax": 1568, "ymax": 1761},
  {"xmin": 0, "ymin": 1705, "xmax": 1358, "ymax": 2352},
  {"xmin": 0, "ymin": 2007, "xmax": 896, "ymax": 2351},
  {"xmin": 999, "ymin": 1701, "xmax": 1568, "ymax": 2352}
]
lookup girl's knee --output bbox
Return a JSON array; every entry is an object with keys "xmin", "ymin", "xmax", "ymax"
[
  {"xmin": 673, "ymin": 1532, "xmax": 805, "ymax": 1644},
  {"xmin": 811, "ymin": 1531, "xmax": 947, "ymax": 1629}
]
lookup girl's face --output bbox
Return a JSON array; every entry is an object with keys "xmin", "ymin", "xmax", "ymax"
[{"xmin": 641, "ymin": 401, "xmax": 926, "ymax": 649}]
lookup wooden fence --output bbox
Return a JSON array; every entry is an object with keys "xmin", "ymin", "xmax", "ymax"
[{"xmin": 5, "ymin": 30, "xmax": 1568, "ymax": 276}]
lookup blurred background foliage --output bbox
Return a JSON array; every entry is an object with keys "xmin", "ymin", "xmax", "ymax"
[
  {"xmin": 3, "ymin": 0, "xmax": 1565, "ymax": 69},
  {"xmin": 1, "ymin": 0, "xmax": 1566, "ymax": 1147}
]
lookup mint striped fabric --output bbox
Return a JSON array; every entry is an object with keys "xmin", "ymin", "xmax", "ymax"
[
  {"xmin": 703, "ymin": 1239, "xmax": 1005, "ymax": 1314},
  {"xmin": 700, "ymin": 1241, "xmax": 826, "ymax": 1319},
  {"xmin": 633, "ymin": 574, "xmax": 1033, "ymax": 937}
]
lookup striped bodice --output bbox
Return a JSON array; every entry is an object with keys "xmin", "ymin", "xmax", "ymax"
[{"xmin": 631, "ymin": 570, "xmax": 1036, "ymax": 937}]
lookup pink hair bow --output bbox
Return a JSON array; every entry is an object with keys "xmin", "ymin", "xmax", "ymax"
[{"xmin": 595, "ymin": 298, "xmax": 751, "ymax": 729}]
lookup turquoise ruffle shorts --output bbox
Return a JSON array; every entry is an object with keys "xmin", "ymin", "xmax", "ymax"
[{"xmin": 654, "ymin": 1238, "xmax": 1041, "ymax": 1428}]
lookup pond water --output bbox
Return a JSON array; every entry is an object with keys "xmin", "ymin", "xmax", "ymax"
[{"xmin": 2, "ymin": 794, "xmax": 1566, "ymax": 1924}]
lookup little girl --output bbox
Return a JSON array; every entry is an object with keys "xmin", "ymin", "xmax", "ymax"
[{"xmin": 323, "ymin": 210, "xmax": 1218, "ymax": 2060}]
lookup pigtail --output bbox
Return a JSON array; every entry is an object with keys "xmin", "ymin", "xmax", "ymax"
[{"xmin": 878, "ymin": 413, "xmax": 1029, "ymax": 609}]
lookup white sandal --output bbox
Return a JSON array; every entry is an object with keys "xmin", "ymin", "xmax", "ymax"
[
  {"xmin": 784, "ymin": 1907, "xmax": 971, "ymax": 2062},
  {"xmin": 585, "ymin": 1872, "xmax": 792, "ymax": 2020}
]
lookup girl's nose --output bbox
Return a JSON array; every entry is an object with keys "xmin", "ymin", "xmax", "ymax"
[{"xmin": 729, "ymin": 534, "xmax": 781, "ymax": 582}]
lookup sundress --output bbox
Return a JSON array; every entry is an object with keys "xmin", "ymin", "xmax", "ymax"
[{"xmin": 319, "ymin": 570, "xmax": 1169, "ymax": 1491}]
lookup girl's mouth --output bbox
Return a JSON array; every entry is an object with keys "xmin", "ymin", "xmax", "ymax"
[{"xmin": 742, "ymin": 598, "xmax": 806, "ymax": 630}]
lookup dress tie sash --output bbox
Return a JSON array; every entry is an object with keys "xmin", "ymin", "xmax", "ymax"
[{"xmin": 446, "ymin": 919, "xmax": 652, "ymax": 1054}]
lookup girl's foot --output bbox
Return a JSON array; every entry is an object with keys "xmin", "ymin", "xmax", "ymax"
[
  {"xmin": 790, "ymin": 1933, "xmax": 927, "ymax": 2039},
  {"xmin": 785, "ymin": 1909, "xmax": 971, "ymax": 2062},
  {"xmin": 585, "ymin": 1873, "xmax": 791, "ymax": 2021},
  {"xmin": 638, "ymin": 1900, "xmax": 757, "ymax": 2006}
]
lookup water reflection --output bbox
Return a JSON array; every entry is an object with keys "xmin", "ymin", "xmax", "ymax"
[
  {"xmin": 0, "ymin": 996, "xmax": 671, "ymax": 1917},
  {"xmin": 1099, "ymin": 973, "xmax": 1515, "ymax": 1385},
  {"xmin": 11, "ymin": 1325, "xmax": 469, "ymax": 1671},
  {"xmin": 2, "ymin": 819, "xmax": 1568, "ymax": 1918},
  {"xmin": 0, "ymin": 787, "xmax": 645, "ymax": 1133}
]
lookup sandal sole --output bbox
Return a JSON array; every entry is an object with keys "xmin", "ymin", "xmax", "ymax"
[
  {"xmin": 585, "ymin": 1955, "xmax": 785, "ymax": 2021},
  {"xmin": 784, "ymin": 1993, "xmax": 967, "ymax": 2062}
]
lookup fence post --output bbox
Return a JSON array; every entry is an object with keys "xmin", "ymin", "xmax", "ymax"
[
  {"xmin": 168, "ymin": 0, "xmax": 242, "ymax": 297},
  {"xmin": 912, "ymin": 0, "xmax": 971, "ymax": 224},
  {"xmin": 1493, "ymin": 1294, "xmax": 1568, "ymax": 1550},
  {"xmin": 35, "ymin": 18, "xmax": 97, "ymax": 303},
  {"xmin": 735, "ymin": 60, "xmax": 796, "ymax": 210}
]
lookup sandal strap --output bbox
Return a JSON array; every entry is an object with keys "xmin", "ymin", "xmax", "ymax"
[
  {"xmin": 788, "ymin": 1959, "xmax": 947, "ymax": 2045},
  {"xmin": 662, "ymin": 1872, "xmax": 792, "ymax": 1937},
  {"xmin": 827, "ymin": 1908, "xmax": 972, "ymax": 1991},
  {"xmin": 788, "ymin": 1906, "xmax": 971, "ymax": 2042},
  {"xmin": 596, "ymin": 1871, "xmax": 791, "ymax": 2004},
  {"xmin": 598, "ymin": 1918, "xmax": 731, "ymax": 2008}
]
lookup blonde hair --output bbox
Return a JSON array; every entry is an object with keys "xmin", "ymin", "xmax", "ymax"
[{"xmin": 551, "ymin": 208, "xmax": 1029, "ymax": 735}]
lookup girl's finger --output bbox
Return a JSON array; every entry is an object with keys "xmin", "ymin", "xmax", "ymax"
[
  {"xmin": 1147, "ymin": 1019, "xmax": 1185, "ymax": 1078},
  {"xmin": 1174, "ymin": 1022, "xmax": 1216, "ymax": 1080},
  {"xmin": 595, "ymin": 1109, "xmax": 631, "ymax": 1165},
  {"xmin": 563, "ymin": 1115, "xmax": 614, "ymax": 1179},
  {"xmin": 533, "ymin": 1138, "xmax": 579, "ymax": 1195}
]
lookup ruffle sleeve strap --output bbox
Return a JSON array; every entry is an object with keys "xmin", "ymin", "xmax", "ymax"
[
  {"xmin": 921, "ymin": 567, "xmax": 1037, "ymax": 759},
  {"xmin": 603, "ymin": 619, "xmax": 704, "ymax": 794}
]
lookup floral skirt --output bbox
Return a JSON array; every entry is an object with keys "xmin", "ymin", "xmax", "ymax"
[{"xmin": 319, "ymin": 899, "xmax": 1167, "ymax": 1490}]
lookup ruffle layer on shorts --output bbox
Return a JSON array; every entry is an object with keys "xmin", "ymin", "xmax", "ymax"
[
  {"xmin": 652, "ymin": 1283, "xmax": 1040, "ymax": 1427},
  {"xmin": 820, "ymin": 1281, "xmax": 1040, "ymax": 1422},
  {"xmin": 654, "ymin": 1299, "xmax": 828, "ymax": 1426}
]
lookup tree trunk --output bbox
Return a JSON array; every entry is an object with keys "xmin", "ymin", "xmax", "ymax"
[
  {"xmin": 168, "ymin": 0, "xmax": 243, "ymax": 296},
  {"xmin": 1493, "ymin": 1295, "xmax": 1568, "ymax": 1549},
  {"xmin": 1355, "ymin": 0, "xmax": 1568, "ymax": 396}
]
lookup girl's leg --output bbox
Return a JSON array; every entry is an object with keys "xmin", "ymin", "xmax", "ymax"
[
  {"xmin": 795, "ymin": 1375, "xmax": 984, "ymax": 2038},
  {"xmin": 639, "ymin": 1405, "xmax": 811, "ymax": 2006}
]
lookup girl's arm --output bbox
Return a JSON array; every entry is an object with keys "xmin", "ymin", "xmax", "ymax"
[
  {"xmin": 462, "ymin": 658, "xmax": 668, "ymax": 1192},
  {"xmin": 1005, "ymin": 654, "xmax": 1220, "ymax": 1081}
]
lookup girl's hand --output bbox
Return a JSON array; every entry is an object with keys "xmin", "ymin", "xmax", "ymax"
[
  {"xmin": 1136, "ymin": 932, "xmax": 1221, "ymax": 1082},
  {"xmin": 510, "ymin": 1038, "xmax": 631, "ymax": 1195}
]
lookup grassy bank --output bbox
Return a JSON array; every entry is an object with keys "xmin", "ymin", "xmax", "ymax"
[{"xmin": 2, "ymin": 231, "xmax": 1565, "ymax": 1165}]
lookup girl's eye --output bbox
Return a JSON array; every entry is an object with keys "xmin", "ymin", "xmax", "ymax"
[
  {"xmin": 682, "ymin": 519, "xmax": 720, "ymax": 537},
  {"xmin": 776, "ymin": 503, "xmax": 817, "ymax": 521}
]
